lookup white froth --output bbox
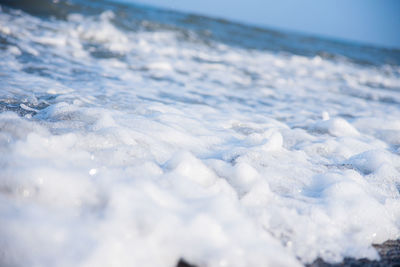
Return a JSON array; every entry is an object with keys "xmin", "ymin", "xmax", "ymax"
[{"xmin": 0, "ymin": 5, "xmax": 400, "ymax": 267}]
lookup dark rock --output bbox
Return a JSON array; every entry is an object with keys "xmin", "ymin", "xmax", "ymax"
[
  {"xmin": 176, "ymin": 240, "xmax": 400, "ymax": 267},
  {"xmin": 308, "ymin": 239, "xmax": 400, "ymax": 267},
  {"xmin": 177, "ymin": 259, "xmax": 197, "ymax": 267}
]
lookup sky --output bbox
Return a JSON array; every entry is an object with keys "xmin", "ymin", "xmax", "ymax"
[{"xmin": 117, "ymin": 0, "xmax": 400, "ymax": 49}]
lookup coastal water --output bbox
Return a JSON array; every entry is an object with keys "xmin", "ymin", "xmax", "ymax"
[{"xmin": 1, "ymin": 0, "xmax": 400, "ymax": 266}]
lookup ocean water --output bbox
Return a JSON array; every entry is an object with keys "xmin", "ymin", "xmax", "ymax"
[{"xmin": 1, "ymin": 0, "xmax": 400, "ymax": 266}]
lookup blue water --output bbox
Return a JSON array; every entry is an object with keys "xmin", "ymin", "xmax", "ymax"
[{"xmin": 2, "ymin": 0, "xmax": 400, "ymax": 66}]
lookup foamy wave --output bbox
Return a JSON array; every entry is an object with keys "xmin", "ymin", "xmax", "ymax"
[{"xmin": 0, "ymin": 2, "xmax": 400, "ymax": 267}]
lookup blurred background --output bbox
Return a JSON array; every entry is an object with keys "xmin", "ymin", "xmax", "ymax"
[{"xmin": 116, "ymin": 0, "xmax": 400, "ymax": 49}]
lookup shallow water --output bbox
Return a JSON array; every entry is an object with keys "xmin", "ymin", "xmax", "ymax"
[{"xmin": 1, "ymin": 0, "xmax": 400, "ymax": 266}]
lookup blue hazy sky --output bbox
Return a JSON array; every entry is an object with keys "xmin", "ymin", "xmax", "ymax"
[{"xmin": 117, "ymin": 0, "xmax": 400, "ymax": 49}]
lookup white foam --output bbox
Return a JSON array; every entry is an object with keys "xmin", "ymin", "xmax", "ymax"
[
  {"xmin": 312, "ymin": 117, "xmax": 360, "ymax": 137},
  {"xmin": 0, "ymin": 5, "xmax": 400, "ymax": 267}
]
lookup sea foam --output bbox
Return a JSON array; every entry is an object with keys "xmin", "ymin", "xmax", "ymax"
[{"xmin": 0, "ymin": 2, "xmax": 400, "ymax": 267}]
